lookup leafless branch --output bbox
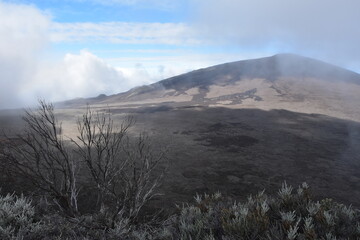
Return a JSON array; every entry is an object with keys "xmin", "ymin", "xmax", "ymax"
[{"xmin": 3, "ymin": 101, "xmax": 167, "ymax": 225}]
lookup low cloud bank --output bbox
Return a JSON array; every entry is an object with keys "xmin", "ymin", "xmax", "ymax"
[
  {"xmin": 30, "ymin": 51, "xmax": 130, "ymax": 102},
  {"xmin": 0, "ymin": 2, "xmax": 154, "ymax": 109}
]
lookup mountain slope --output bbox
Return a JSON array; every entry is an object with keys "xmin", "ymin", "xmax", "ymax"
[
  {"xmin": 111, "ymin": 53, "xmax": 359, "ymax": 96},
  {"xmin": 157, "ymin": 53, "xmax": 359, "ymax": 89},
  {"xmin": 62, "ymin": 54, "xmax": 360, "ymax": 122}
]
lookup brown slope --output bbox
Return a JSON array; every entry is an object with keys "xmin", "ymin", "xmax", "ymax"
[
  {"xmin": 72, "ymin": 54, "xmax": 359, "ymax": 122},
  {"xmin": 59, "ymin": 53, "xmax": 360, "ymax": 122},
  {"xmin": 105, "ymin": 53, "xmax": 360, "ymax": 101}
]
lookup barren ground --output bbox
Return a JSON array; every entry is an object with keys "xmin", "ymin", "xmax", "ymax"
[{"xmin": 2, "ymin": 105, "xmax": 359, "ymax": 213}]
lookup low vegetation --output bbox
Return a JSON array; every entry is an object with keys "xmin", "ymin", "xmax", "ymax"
[
  {"xmin": 0, "ymin": 101, "xmax": 359, "ymax": 239},
  {"xmin": 167, "ymin": 182, "xmax": 360, "ymax": 239},
  {"xmin": 0, "ymin": 182, "xmax": 359, "ymax": 239}
]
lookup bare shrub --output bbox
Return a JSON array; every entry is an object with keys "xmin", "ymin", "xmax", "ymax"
[
  {"xmin": 73, "ymin": 107, "xmax": 166, "ymax": 224},
  {"xmin": 4, "ymin": 101, "xmax": 79, "ymax": 217},
  {"xmin": 4, "ymin": 101, "xmax": 166, "ymax": 226}
]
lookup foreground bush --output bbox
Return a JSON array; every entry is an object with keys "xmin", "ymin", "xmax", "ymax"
[
  {"xmin": 0, "ymin": 193, "xmax": 42, "ymax": 240},
  {"xmin": 167, "ymin": 182, "xmax": 360, "ymax": 240},
  {"xmin": 0, "ymin": 182, "xmax": 359, "ymax": 239},
  {"xmin": 0, "ymin": 192, "xmax": 156, "ymax": 239}
]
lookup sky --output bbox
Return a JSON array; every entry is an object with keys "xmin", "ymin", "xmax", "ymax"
[{"xmin": 0, "ymin": 0, "xmax": 359, "ymax": 109}]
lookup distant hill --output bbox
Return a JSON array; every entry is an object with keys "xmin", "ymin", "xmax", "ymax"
[{"xmin": 61, "ymin": 53, "xmax": 360, "ymax": 122}]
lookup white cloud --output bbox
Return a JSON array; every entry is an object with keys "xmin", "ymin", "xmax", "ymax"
[
  {"xmin": 50, "ymin": 22, "xmax": 200, "ymax": 45},
  {"xmin": 1, "ymin": 2, "xmax": 199, "ymax": 109},
  {"xmin": 27, "ymin": 50, "xmax": 132, "ymax": 102},
  {"xmin": 0, "ymin": 1, "xmax": 50, "ymax": 109},
  {"xmin": 194, "ymin": 0, "xmax": 360, "ymax": 65},
  {"xmin": 0, "ymin": 2, "xmax": 177, "ymax": 109}
]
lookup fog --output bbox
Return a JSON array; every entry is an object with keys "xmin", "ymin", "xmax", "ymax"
[
  {"xmin": 0, "ymin": 2, "xmax": 49, "ymax": 109},
  {"xmin": 193, "ymin": 0, "xmax": 360, "ymax": 68}
]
